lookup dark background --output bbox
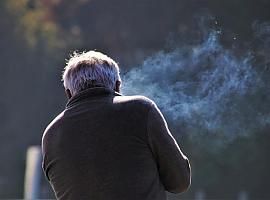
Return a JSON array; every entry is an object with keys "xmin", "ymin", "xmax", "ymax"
[{"xmin": 0, "ymin": 0, "xmax": 270, "ymax": 199}]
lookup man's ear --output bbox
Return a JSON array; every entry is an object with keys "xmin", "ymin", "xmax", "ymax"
[
  {"xmin": 115, "ymin": 80, "xmax": 121, "ymax": 93},
  {"xmin": 65, "ymin": 89, "xmax": 72, "ymax": 99}
]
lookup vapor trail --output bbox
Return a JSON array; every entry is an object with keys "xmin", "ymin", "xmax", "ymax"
[{"xmin": 122, "ymin": 30, "xmax": 268, "ymax": 137}]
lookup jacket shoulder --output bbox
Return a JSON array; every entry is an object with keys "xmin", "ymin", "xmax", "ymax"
[
  {"xmin": 114, "ymin": 95, "xmax": 155, "ymax": 108},
  {"xmin": 42, "ymin": 111, "xmax": 65, "ymax": 149}
]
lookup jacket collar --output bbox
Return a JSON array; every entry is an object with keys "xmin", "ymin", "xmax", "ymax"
[{"xmin": 66, "ymin": 87, "xmax": 122, "ymax": 108}]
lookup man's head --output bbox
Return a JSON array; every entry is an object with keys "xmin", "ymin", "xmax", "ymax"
[{"xmin": 62, "ymin": 51, "xmax": 121, "ymax": 99}]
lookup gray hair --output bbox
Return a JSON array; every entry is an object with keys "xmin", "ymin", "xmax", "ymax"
[{"xmin": 62, "ymin": 51, "xmax": 121, "ymax": 95}]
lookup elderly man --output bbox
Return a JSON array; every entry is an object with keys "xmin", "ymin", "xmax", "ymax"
[{"xmin": 42, "ymin": 51, "xmax": 191, "ymax": 200}]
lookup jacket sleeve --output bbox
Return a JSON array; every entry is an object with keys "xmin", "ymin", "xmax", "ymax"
[{"xmin": 147, "ymin": 102, "xmax": 191, "ymax": 193}]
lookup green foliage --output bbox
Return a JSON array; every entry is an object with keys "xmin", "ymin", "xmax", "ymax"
[{"xmin": 5, "ymin": 0, "xmax": 70, "ymax": 53}]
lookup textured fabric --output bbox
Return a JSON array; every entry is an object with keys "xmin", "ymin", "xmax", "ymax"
[{"xmin": 42, "ymin": 87, "xmax": 191, "ymax": 200}]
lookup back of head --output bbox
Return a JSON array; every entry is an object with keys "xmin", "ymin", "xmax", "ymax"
[{"xmin": 62, "ymin": 51, "xmax": 121, "ymax": 96}]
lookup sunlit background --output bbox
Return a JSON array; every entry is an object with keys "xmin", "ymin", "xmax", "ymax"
[{"xmin": 1, "ymin": 0, "xmax": 270, "ymax": 199}]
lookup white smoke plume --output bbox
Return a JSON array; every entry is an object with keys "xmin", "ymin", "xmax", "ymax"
[{"xmin": 122, "ymin": 29, "xmax": 269, "ymax": 137}]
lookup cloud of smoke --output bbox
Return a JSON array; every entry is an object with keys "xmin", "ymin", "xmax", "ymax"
[{"xmin": 122, "ymin": 27, "xmax": 270, "ymax": 137}]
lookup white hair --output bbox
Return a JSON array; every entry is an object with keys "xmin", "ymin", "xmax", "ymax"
[{"xmin": 62, "ymin": 51, "xmax": 121, "ymax": 95}]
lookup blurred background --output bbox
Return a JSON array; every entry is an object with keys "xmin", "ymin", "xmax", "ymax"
[{"xmin": 1, "ymin": 0, "xmax": 270, "ymax": 199}]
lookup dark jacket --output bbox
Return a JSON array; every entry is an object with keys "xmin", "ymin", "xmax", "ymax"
[{"xmin": 42, "ymin": 87, "xmax": 191, "ymax": 200}]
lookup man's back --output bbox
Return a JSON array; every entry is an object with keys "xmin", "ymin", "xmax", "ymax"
[{"xmin": 42, "ymin": 87, "xmax": 190, "ymax": 200}]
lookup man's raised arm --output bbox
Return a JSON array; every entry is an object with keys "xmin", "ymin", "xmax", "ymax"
[{"xmin": 147, "ymin": 102, "xmax": 191, "ymax": 193}]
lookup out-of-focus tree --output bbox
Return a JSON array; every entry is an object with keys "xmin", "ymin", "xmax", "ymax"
[{"xmin": 6, "ymin": 0, "xmax": 65, "ymax": 51}]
